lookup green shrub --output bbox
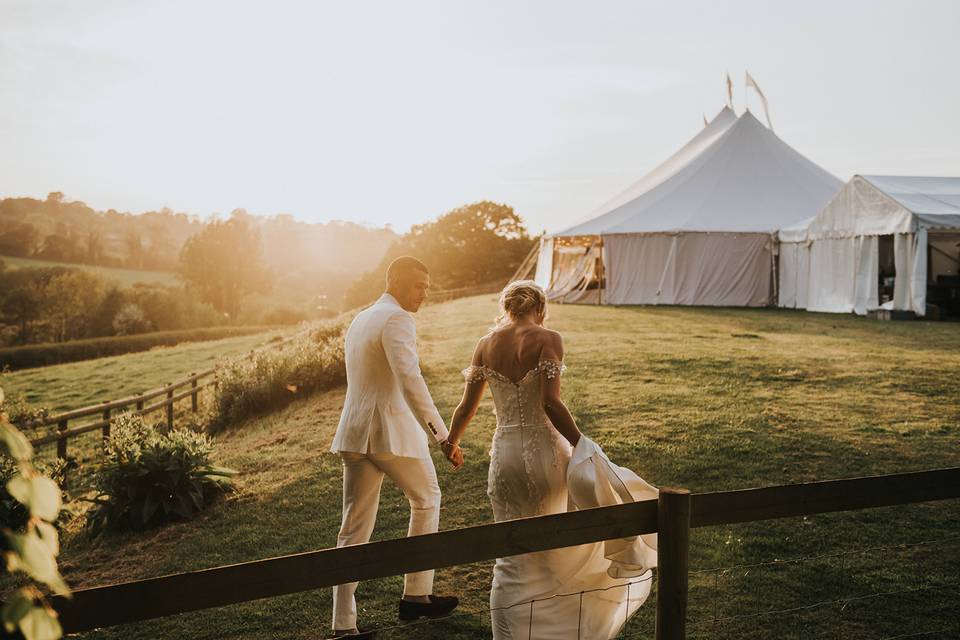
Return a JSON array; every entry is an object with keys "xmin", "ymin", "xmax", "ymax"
[
  {"xmin": 206, "ymin": 321, "xmax": 346, "ymax": 432},
  {"xmin": 87, "ymin": 414, "xmax": 234, "ymax": 533},
  {"xmin": 0, "ymin": 391, "xmax": 50, "ymax": 432},
  {"xmin": 0, "ymin": 325, "xmax": 278, "ymax": 371}
]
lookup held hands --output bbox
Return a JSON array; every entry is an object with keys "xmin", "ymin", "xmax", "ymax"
[{"xmin": 441, "ymin": 440, "xmax": 464, "ymax": 469}]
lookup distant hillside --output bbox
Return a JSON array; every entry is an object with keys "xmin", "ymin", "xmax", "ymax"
[
  {"xmin": 0, "ymin": 255, "xmax": 177, "ymax": 287},
  {"xmin": 0, "ymin": 193, "xmax": 398, "ymax": 304}
]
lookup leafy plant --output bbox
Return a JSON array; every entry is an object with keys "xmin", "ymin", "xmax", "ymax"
[
  {"xmin": 0, "ymin": 386, "xmax": 70, "ymax": 640},
  {"xmin": 205, "ymin": 321, "xmax": 346, "ymax": 432},
  {"xmin": 87, "ymin": 414, "xmax": 235, "ymax": 533},
  {"xmin": 0, "ymin": 456, "xmax": 67, "ymax": 532}
]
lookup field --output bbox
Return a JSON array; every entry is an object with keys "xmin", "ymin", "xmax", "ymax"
[
  {"xmin": 0, "ymin": 254, "xmax": 178, "ymax": 287},
  {"xmin": 46, "ymin": 296, "xmax": 960, "ymax": 639},
  {"xmin": 1, "ymin": 329, "xmax": 289, "ymax": 414}
]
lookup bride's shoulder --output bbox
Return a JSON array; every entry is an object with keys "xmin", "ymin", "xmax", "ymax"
[{"xmin": 533, "ymin": 326, "xmax": 563, "ymax": 345}]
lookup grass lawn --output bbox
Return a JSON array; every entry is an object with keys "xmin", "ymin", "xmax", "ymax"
[
  {"xmin": 47, "ymin": 296, "xmax": 960, "ymax": 639},
  {"xmin": 0, "ymin": 329, "xmax": 289, "ymax": 415},
  {"xmin": 0, "ymin": 254, "xmax": 178, "ymax": 287}
]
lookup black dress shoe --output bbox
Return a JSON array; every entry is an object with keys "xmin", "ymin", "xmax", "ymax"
[
  {"xmin": 329, "ymin": 626, "xmax": 375, "ymax": 638},
  {"xmin": 398, "ymin": 595, "xmax": 459, "ymax": 621}
]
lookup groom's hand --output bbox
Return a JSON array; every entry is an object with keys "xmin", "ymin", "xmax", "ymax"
[{"xmin": 441, "ymin": 440, "xmax": 464, "ymax": 469}]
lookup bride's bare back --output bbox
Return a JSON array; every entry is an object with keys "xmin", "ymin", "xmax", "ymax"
[{"xmin": 475, "ymin": 323, "xmax": 561, "ymax": 383}]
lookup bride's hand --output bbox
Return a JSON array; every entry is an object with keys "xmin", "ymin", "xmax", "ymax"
[{"xmin": 441, "ymin": 440, "xmax": 464, "ymax": 469}]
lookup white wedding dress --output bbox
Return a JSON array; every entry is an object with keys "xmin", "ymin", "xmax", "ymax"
[{"xmin": 463, "ymin": 359, "xmax": 657, "ymax": 640}]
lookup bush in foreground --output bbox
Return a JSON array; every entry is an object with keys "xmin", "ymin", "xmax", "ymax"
[
  {"xmin": 0, "ymin": 385, "xmax": 70, "ymax": 640},
  {"xmin": 206, "ymin": 321, "xmax": 346, "ymax": 432},
  {"xmin": 87, "ymin": 414, "xmax": 234, "ymax": 534}
]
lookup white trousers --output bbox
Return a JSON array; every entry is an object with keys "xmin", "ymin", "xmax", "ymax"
[{"xmin": 332, "ymin": 452, "xmax": 441, "ymax": 630}]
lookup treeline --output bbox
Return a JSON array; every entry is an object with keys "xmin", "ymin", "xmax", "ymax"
[
  {"xmin": 344, "ymin": 201, "xmax": 537, "ymax": 309},
  {"xmin": 0, "ymin": 192, "xmax": 196, "ymax": 270},
  {"xmin": 0, "ymin": 261, "xmax": 226, "ymax": 347},
  {"xmin": 0, "ymin": 192, "xmax": 396, "ymax": 296}
]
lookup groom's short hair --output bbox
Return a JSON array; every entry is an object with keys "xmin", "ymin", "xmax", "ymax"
[{"xmin": 386, "ymin": 256, "xmax": 429, "ymax": 284}]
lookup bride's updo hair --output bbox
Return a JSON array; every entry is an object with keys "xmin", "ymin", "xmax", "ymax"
[{"xmin": 496, "ymin": 280, "xmax": 547, "ymax": 326}]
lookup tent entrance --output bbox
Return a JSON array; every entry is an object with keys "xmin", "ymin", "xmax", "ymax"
[
  {"xmin": 927, "ymin": 231, "xmax": 960, "ymax": 319},
  {"xmin": 546, "ymin": 236, "xmax": 605, "ymax": 304},
  {"xmin": 878, "ymin": 235, "xmax": 895, "ymax": 305}
]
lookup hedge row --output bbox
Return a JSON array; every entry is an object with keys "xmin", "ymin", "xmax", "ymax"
[{"xmin": 0, "ymin": 326, "xmax": 280, "ymax": 371}]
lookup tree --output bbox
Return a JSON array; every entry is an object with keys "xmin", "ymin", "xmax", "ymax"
[
  {"xmin": 37, "ymin": 234, "xmax": 80, "ymax": 262},
  {"xmin": 344, "ymin": 201, "xmax": 534, "ymax": 309},
  {"xmin": 91, "ymin": 287, "xmax": 127, "ymax": 336},
  {"xmin": 42, "ymin": 270, "xmax": 106, "ymax": 342},
  {"xmin": 177, "ymin": 212, "xmax": 270, "ymax": 320},
  {"xmin": 0, "ymin": 224, "xmax": 40, "ymax": 257},
  {"xmin": 1, "ymin": 288, "xmax": 44, "ymax": 344},
  {"xmin": 125, "ymin": 231, "xmax": 144, "ymax": 269},
  {"xmin": 112, "ymin": 303, "xmax": 150, "ymax": 335}
]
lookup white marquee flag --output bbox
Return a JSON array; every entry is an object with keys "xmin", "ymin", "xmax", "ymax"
[{"xmin": 745, "ymin": 71, "xmax": 774, "ymax": 131}]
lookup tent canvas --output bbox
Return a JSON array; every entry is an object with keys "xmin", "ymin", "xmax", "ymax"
[
  {"xmin": 782, "ymin": 175, "xmax": 960, "ymax": 316},
  {"xmin": 542, "ymin": 108, "xmax": 842, "ymax": 307}
]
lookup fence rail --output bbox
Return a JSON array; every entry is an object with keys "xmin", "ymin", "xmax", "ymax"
[
  {"xmin": 50, "ymin": 466, "xmax": 960, "ymax": 636},
  {"xmin": 26, "ymin": 329, "xmax": 308, "ymax": 457}
]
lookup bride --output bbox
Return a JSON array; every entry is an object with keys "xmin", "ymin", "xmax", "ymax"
[{"xmin": 445, "ymin": 280, "xmax": 657, "ymax": 639}]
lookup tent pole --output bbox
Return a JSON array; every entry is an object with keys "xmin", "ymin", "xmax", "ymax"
[
  {"xmin": 508, "ymin": 235, "xmax": 542, "ymax": 284},
  {"xmin": 598, "ymin": 235, "xmax": 605, "ymax": 305},
  {"xmin": 771, "ymin": 234, "xmax": 779, "ymax": 307}
]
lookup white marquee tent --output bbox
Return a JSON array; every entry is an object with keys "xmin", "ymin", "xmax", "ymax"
[
  {"xmin": 537, "ymin": 108, "xmax": 843, "ymax": 307},
  {"xmin": 778, "ymin": 175, "xmax": 960, "ymax": 316}
]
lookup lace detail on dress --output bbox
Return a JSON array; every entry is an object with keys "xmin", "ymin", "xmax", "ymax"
[
  {"xmin": 462, "ymin": 359, "xmax": 567, "ymax": 386},
  {"xmin": 539, "ymin": 359, "xmax": 566, "ymax": 380},
  {"xmin": 461, "ymin": 365, "xmax": 487, "ymax": 384}
]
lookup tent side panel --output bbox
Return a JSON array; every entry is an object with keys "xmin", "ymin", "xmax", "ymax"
[
  {"xmin": 604, "ymin": 235, "xmax": 676, "ymax": 304},
  {"xmin": 779, "ymin": 243, "xmax": 799, "ymax": 308},
  {"xmin": 534, "ymin": 237, "xmax": 555, "ymax": 288},
  {"xmin": 604, "ymin": 233, "xmax": 772, "ymax": 307},
  {"xmin": 672, "ymin": 233, "xmax": 771, "ymax": 306},
  {"xmin": 806, "ymin": 238, "xmax": 857, "ymax": 313},
  {"xmin": 796, "ymin": 244, "xmax": 810, "ymax": 309}
]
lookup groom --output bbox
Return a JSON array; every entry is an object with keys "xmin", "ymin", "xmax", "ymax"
[{"xmin": 329, "ymin": 256, "xmax": 462, "ymax": 638}]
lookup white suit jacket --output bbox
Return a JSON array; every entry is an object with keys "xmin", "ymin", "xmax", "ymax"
[{"xmin": 331, "ymin": 293, "xmax": 449, "ymax": 459}]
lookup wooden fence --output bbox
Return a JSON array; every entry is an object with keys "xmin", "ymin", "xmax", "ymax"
[
  {"xmin": 50, "ymin": 466, "xmax": 960, "ymax": 637},
  {"xmin": 27, "ymin": 329, "xmax": 308, "ymax": 457}
]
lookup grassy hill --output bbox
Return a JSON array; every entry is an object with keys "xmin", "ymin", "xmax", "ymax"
[
  {"xmin": 0, "ymin": 254, "xmax": 178, "ymax": 287},
  {"xmin": 1, "ymin": 329, "xmax": 290, "ymax": 414},
  {"xmin": 53, "ymin": 296, "xmax": 960, "ymax": 639}
]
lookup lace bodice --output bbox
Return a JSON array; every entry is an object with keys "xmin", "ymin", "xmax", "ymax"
[{"xmin": 461, "ymin": 359, "xmax": 565, "ymax": 428}]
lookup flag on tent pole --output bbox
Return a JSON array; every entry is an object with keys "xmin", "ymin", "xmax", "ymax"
[
  {"xmin": 725, "ymin": 73, "xmax": 733, "ymax": 110},
  {"xmin": 745, "ymin": 71, "xmax": 774, "ymax": 131}
]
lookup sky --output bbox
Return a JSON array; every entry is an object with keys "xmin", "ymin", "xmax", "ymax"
[{"xmin": 1, "ymin": 0, "xmax": 959, "ymax": 234}]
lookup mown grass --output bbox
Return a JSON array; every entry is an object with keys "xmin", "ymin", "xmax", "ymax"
[
  {"xmin": 0, "ymin": 254, "xmax": 178, "ymax": 287},
  {"xmin": 1, "ymin": 329, "xmax": 290, "ymax": 414},
  {"xmin": 47, "ymin": 296, "xmax": 960, "ymax": 639}
]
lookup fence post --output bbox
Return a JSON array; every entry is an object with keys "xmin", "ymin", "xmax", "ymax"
[
  {"xmin": 166, "ymin": 385, "xmax": 174, "ymax": 432},
  {"xmin": 136, "ymin": 394, "xmax": 144, "ymax": 414},
  {"xmin": 655, "ymin": 487, "xmax": 690, "ymax": 640},
  {"xmin": 191, "ymin": 374, "xmax": 199, "ymax": 413},
  {"xmin": 102, "ymin": 401, "xmax": 111, "ymax": 443},
  {"xmin": 57, "ymin": 419, "xmax": 68, "ymax": 459}
]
